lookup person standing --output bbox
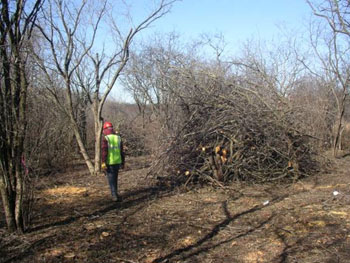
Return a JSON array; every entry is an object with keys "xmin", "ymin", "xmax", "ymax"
[{"xmin": 101, "ymin": 121, "xmax": 125, "ymax": 202}]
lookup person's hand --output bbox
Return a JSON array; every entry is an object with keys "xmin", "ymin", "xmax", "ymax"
[
  {"xmin": 121, "ymin": 163, "xmax": 125, "ymax": 170},
  {"xmin": 101, "ymin": 162, "xmax": 107, "ymax": 171}
]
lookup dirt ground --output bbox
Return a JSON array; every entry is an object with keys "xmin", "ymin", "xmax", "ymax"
[{"xmin": 1, "ymin": 155, "xmax": 350, "ymax": 263}]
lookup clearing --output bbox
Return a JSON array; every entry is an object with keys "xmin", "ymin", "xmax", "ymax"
[{"xmin": 1, "ymin": 155, "xmax": 350, "ymax": 263}]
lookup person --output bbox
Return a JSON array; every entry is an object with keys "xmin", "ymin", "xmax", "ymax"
[{"xmin": 101, "ymin": 121, "xmax": 125, "ymax": 202}]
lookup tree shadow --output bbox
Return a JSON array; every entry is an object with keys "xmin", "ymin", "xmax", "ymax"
[
  {"xmin": 339, "ymin": 152, "xmax": 350, "ymax": 158},
  {"xmin": 28, "ymin": 185, "xmax": 173, "ymax": 233},
  {"xmin": 152, "ymin": 197, "xmax": 283, "ymax": 263},
  {"xmin": 272, "ymin": 218, "xmax": 348, "ymax": 263},
  {"xmin": 1, "ymin": 234, "xmax": 55, "ymax": 263}
]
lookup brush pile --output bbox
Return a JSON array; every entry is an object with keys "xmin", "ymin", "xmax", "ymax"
[{"xmin": 153, "ymin": 77, "xmax": 322, "ymax": 184}]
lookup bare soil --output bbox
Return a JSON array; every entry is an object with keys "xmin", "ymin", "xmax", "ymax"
[{"xmin": 1, "ymin": 155, "xmax": 350, "ymax": 263}]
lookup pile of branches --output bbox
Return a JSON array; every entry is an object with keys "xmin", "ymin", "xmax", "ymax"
[{"xmin": 153, "ymin": 77, "xmax": 322, "ymax": 184}]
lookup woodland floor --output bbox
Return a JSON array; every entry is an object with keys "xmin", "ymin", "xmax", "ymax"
[{"xmin": 1, "ymin": 154, "xmax": 350, "ymax": 263}]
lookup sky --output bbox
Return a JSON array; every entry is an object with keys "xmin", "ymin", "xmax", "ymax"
[
  {"xmin": 135, "ymin": 0, "xmax": 312, "ymax": 51},
  {"xmin": 114, "ymin": 0, "xmax": 314, "ymax": 102}
]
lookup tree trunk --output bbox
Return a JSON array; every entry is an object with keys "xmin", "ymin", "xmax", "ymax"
[
  {"xmin": 0, "ymin": 176, "xmax": 16, "ymax": 232},
  {"xmin": 80, "ymin": 107, "xmax": 87, "ymax": 147},
  {"xmin": 94, "ymin": 118, "xmax": 103, "ymax": 174},
  {"xmin": 333, "ymin": 121, "xmax": 342, "ymax": 157},
  {"xmin": 14, "ymin": 168, "xmax": 24, "ymax": 234},
  {"xmin": 333, "ymin": 106, "xmax": 346, "ymax": 157},
  {"xmin": 71, "ymin": 120, "xmax": 95, "ymax": 175},
  {"xmin": 92, "ymin": 99, "xmax": 103, "ymax": 174}
]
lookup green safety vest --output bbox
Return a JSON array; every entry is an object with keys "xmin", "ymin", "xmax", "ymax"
[{"xmin": 105, "ymin": 134, "xmax": 122, "ymax": 165}]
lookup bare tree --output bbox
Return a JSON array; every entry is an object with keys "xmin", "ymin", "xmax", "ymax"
[
  {"xmin": 0, "ymin": 0, "xmax": 43, "ymax": 233},
  {"xmin": 33, "ymin": 0, "xmax": 177, "ymax": 175},
  {"xmin": 307, "ymin": 0, "xmax": 350, "ymax": 156},
  {"xmin": 123, "ymin": 33, "xmax": 185, "ymax": 126}
]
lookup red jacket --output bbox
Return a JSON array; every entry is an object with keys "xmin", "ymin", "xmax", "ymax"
[{"xmin": 101, "ymin": 127, "xmax": 125, "ymax": 165}]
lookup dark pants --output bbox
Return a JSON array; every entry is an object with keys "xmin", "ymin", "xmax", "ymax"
[{"xmin": 106, "ymin": 164, "xmax": 120, "ymax": 198}]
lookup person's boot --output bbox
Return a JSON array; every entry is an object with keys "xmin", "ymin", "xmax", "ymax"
[{"xmin": 112, "ymin": 195, "xmax": 122, "ymax": 202}]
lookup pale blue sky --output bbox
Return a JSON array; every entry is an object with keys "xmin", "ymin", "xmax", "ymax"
[
  {"xmin": 159, "ymin": 1, "xmax": 309, "ymax": 35},
  {"xmin": 131, "ymin": 0, "xmax": 312, "ymax": 53}
]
